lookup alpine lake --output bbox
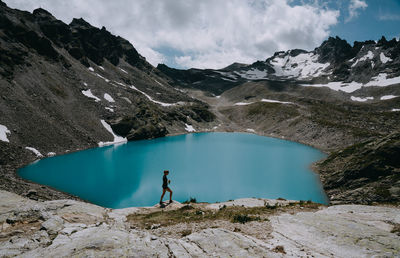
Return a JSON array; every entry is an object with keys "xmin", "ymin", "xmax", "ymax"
[{"xmin": 19, "ymin": 132, "xmax": 328, "ymax": 208}]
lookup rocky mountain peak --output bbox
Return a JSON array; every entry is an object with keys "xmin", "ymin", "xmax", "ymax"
[
  {"xmin": 69, "ymin": 18, "xmax": 93, "ymax": 29},
  {"xmin": 288, "ymin": 49, "xmax": 308, "ymax": 57},
  {"xmin": 0, "ymin": 0, "xmax": 7, "ymax": 8},
  {"xmin": 315, "ymin": 36, "xmax": 354, "ymax": 64},
  {"xmin": 32, "ymin": 8, "xmax": 55, "ymax": 20},
  {"xmin": 221, "ymin": 62, "xmax": 249, "ymax": 71}
]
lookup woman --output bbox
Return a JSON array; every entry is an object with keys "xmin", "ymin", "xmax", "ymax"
[{"xmin": 160, "ymin": 170, "xmax": 173, "ymax": 205}]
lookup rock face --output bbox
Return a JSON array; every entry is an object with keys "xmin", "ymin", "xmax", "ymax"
[
  {"xmin": 0, "ymin": 190, "xmax": 399, "ymax": 257},
  {"xmin": 268, "ymin": 205, "xmax": 400, "ymax": 257},
  {"xmin": 109, "ymin": 115, "xmax": 168, "ymax": 141},
  {"xmin": 317, "ymin": 132, "xmax": 400, "ymax": 204}
]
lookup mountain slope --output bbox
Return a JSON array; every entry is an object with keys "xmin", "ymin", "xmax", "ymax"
[{"xmin": 0, "ymin": 1, "xmax": 216, "ymax": 198}]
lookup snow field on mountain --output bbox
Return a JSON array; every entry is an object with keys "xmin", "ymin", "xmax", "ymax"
[
  {"xmin": 351, "ymin": 96, "xmax": 374, "ymax": 102},
  {"xmin": 234, "ymin": 99, "xmax": 293, "ymax": 106},
  {"xmin": 129, "ymin": 85, "xmax": 176, "ymax": 107},
  {"xmin": 351, "ymin": 51, "xmax": 374, "ymax": 67},
  {"xmin": 104, "ymin": 93, "xmax": 115, "ymax": 102},
  {"xmin": 95, "ymin": 73, "xmax": 110, "ymax": 83},
  {"xmin": 25, "ymin": 147, "xmax": 43, "ymax": 158},
  {"xmin": 261, "ymin": 99, "xmax": 293, "ymax": 104},
  {"xmin": 302, "ymin": 73, "xmax": 400, "ymax": 93},
  {"xmin": 0, "ymin": 124, "xmax": 11, "ymax": 142},
  {"xmin": 119, "ymin": 68, "xmax": 128, "ymax": 74},
  {"xmin": 380, "ymin": 53, "xmax": 392, "ymax": 64},
  {"xmin": 98, "ymin": 120, "xmax": 127, "ymax": 147},
  {"xmin": 380, "ymin": 95, "xmax": 398, "ymax": 100},
  {"xmin": 270, "ymin": 53, "xmax": 329, "ymax": 79},
  {"xmin": 81, "ymin": 89, "xmax": 101, "ymax": 102},
  {"xmin": 184, "ymin": 123, "xmax": 196, "ymax": 132},
  {"xmin": 234, "ymin": 68, "xmax": 267, "ymax": 80}
]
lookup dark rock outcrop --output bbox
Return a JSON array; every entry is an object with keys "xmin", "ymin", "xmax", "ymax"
[
  {"xmin": 109, "ymin": 116, "xmax": 168, "ymax": 141},
  {"xmin": 318, "ymin": 132, "xmax": 400, "ymax": 204},
  {"xmin": 315, "ymin": 36, "xmax": 355, "ymax": 64}
]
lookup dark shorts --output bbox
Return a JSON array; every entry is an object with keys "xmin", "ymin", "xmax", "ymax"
[{"xmin": 162, "ymin": 185, "xmax": 168, "ymax": 189}]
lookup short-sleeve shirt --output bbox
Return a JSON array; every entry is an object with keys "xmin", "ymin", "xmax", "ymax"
[{"xmin": 162, "ymin": 175, "xmax": 168, "ymax": 188}]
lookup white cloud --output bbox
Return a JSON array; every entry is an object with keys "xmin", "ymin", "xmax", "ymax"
[
  {"xmin": 4, "ymin": 0, "xmax": 339, "ymax": 69},
  {"xmin": 346, "ymin": 0, "xmax": 367, "ymax": 23},
  {"xmin": 378, "ymin": 13, "xmax": 400, "ymax": 21}
]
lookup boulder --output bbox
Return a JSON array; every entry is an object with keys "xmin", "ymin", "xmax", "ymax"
[{"xmin": 40, "ymin": 216, "xmax": 64, "ymax": 236}]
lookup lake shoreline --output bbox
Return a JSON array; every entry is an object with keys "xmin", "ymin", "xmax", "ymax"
[
  {"xmin": 18, "ymin": 132, "xmax": 328, "ymax": 208},
  {"xmin": 9, "ymin": 130, "xmax": 330, "ymax": 208}
]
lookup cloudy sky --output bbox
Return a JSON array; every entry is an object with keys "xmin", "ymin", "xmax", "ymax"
[{"xmin": 4, "ymin": 0, "xmax": 400, "ymax": 69}]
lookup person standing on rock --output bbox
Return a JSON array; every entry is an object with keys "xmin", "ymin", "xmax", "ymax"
[{"xmin": 160, "ymin": 170, "xmax": 173, "ymax": 205}]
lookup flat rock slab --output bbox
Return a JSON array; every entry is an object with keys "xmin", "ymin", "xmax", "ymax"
[
  {"xmin": 1, "ymin": 190, "xmax": 399, "ymax": 257},
  {"xmin": 268, "ymin": 205, "xmax": 400, "ymax": 257}
]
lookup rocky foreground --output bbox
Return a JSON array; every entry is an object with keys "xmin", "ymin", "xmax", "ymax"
[{"xmin": 1, "ymin": 190, "xmax": 399, "ymax": 257}]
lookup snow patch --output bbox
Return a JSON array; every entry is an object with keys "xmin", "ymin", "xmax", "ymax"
[
  {"xmin": 47, "ymin": 152, "xmax": 56, "ymax": 157},
  {"xmin": 81, "ymin": 89, "xmax": 101, "ymax": 102},
  {"xmin": 350, "ymin": 96, "xmax": 374, "ymax": 102},
  {"xmin": 105, "ymin": 107, "xmax": 114, "ymax": 112},
  {"xmin": 246, "ymin": 129, "xmax": 255, "ymax": 133},
  {"xmin": 234, "ymin": 102, "xmax": 254, "ymax": 106},
  {"xmin": 95, "ymin": 73, "xmax": 110, "ymax": 83},
  {"xmin": 98, "ymin": 66, "xmax": 105, "ymax": 71},
  {"xmin": 380, "ymin": 95, "xmax": 398, "ymax": 100},
  {"xmin": 220, "ymin": 77, "xmax": 236, "ymax": 82},
  {"xmin": 114, "ymin": 81, "xmax": 127, "ymax": 87},
  {"xmin": 83, "ymin": 82, "xmax": 88, "ymax": 86},
  {"xmin": 365, "ymin": 73, "xmax": 400, "ymax": 87},
  {"xmin": 88, "ymin": 67, "xmax": 94, "ymax": 72},
  {"xmin": 215, "ymin": 95, "xmax": 221, "ymax": 99},
  {"xmin": 154, "ymin": 79, "xmax": 163, "ymax": 86},
  {"xmin": 270, "ymin": 53, "xmax": 329, "ymax": 79},
  {"xmin": 104, "ymin": 93, "xmax": 115, "ymax": 103},
  {"xmin": 380, "ymin": 53, "xmax": 392, "ymax": 64},
  {"xmin": 214, "ymin": 71, "xmax": 238, "ymax": 80},
  {"xmin": 129, "ymin": 85, "xmax": 176, "ymax": 107},
  {"xmin": 0, "ymin": 124, "xmax": 11, "ymax": 142},
  {"xmin": 261, "ymin": 99, "xmax": 293, "ymax": 104},
  {"xmin": 392, "ymin": 109, "xmax": 400, "ymax": 112},
  {"xmin": 98, "ymin": 120, "xmax": 127, "ymax": 147},
  {"xmin": 184, "ymin": 123, "xmax": 196, "ymax": 132},
  {"xmin": 119, "ymin": 68, "xmax": 128, "ymax": 74},
  {"xmin": 25, "ymin": 147, "xmax": 43, "ymax": 158},
  {"xmin": 301, "ymin": 81, "xmax": 363, "ymax": 93},
  {"xmin": 235, "ymin": 68, "xmax": 267, "ymax": 80},
  {"xmin": 302, "ymin": 73, "xmax": 400, "ymax": 93},
  {"xmin": 351, "ymin": 51, "xmax": 374, "ymax": 67}
]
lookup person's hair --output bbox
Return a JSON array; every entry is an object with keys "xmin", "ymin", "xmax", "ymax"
[{"xmin": 164, "ymin": 170, "xmax": 169, "ymax": 173}]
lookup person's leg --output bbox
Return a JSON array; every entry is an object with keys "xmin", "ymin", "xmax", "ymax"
[
  {"xmin": 167, "ymin": 187, "xmax": 173, "ymax": 202},
  {"xmin": 160, "ymin": 188, "xmax": 166, "ymax": 203}
]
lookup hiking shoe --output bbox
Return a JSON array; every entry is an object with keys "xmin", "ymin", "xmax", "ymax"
[{"xmin": 169, "ymin": 200, "xmax": 173, "ymax": 204}]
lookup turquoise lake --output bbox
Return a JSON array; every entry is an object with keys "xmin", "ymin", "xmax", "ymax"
[{"xmin": 18, "ymin": 132, "xmax": 328, "ymax": 208}]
